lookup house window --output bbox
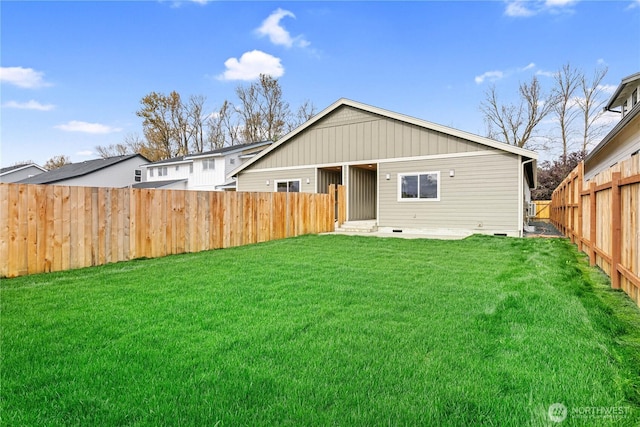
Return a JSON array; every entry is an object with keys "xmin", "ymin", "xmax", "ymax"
[
  {"xmin": 275, "ymin": 179, "xmax": 300, "ymax": 193},
  {"xmin": 175, "ymin": 165, "xmax": 180, "ymax": 171},
  {"xmin": 158, "ymin": 166, "xmax": 168, "ymax": 177},
  {"xmin": 203, "ymin": 159, "xmax": 215, "ymax": 171},
  {"xmin": 189, "ymin": 163, "xmax": 193, "ymax": 173},
  {"xmin": 398, "ymin": 172, "xmax": 440, "ymax": 201},
  {"xmin": 149, "ymin": 168, "xmax": 154, "ymax": 178},
  {"xmin": 230, "ymin": 158, "xmax": 236, "ymax": 165},
  {"xmin": 135, "ymin": 169, "xmax": 141, "ymax": 176},
  {"xmin": 632, "ymin": 88, "xmax": 638, "ymax": 108}
]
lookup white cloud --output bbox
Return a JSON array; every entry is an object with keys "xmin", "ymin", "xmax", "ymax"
[
  {"xmin": 545, "ymin": 0, "xmax": 576, "ymax": 6},
  {"xmin": 76, "ymin": 150, "xmax": 94, "ymax": 156},
  {"xmin": 0, "ymin": 66, "xmax": 51, "ymax": 89},
  {"xmin": 521, "ymin": 62, "xmax": 536, "ymax": 71},
  {"xmin": 3, "ymin": 100, "xmax": 55, "ymax": 111},
  {"xmin": 55, "ymin": 121, "xmax": 122, "ymax": 134},
  {"xmin": 505, "ymin": 1, "xmax": 536, "ymax": 17},
  {"xmin": 218, "ymin": 50, "xmax": 284, "ymax": 81},
  {"xmin": 475, "ymin": 70, "xmax": 504, "ymax": 84},
  {"xmin": 504, "ymin": 0, "xmax": 578, "ymax": 17},
  {"xmin": 627, "ymin": 0, "xmax": 640, "ymax": 9},
  {"xmin": 597, "ymin": 84, "xmax": 617, "ymax": 94},
  {"xmin": 536, "ymin": 69, "xmax": 556, "ymax": 78},
  {"xmin": 256, "ymin": 8, "xmax": 309, "ymax": 48}
]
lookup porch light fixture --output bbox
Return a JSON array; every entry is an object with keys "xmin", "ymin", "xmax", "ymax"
[
  {"xmin": 306, "ymin": 178, "xmax": 310, "ymax": 184},
  {"xmin": 449, "ymin": 169, "xmax": 455, "ymax": 177},
  {"xmin": 385, "ymin": 173, "xmax": 390, "ymax": 180},
  {"xmin": 266, "ymin": 180, "xmax": 270, "ymax": 186}
]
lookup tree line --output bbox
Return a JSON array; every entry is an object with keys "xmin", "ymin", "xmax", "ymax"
[
  {"xmin": 39, "ymin": 61, "xmax": 616, "ymax": 200},
  {"xmin": 96, "ymin": 74, "xmax": 316, "ymax": 162}
]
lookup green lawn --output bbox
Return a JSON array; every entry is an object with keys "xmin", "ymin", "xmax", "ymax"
[{"xmin": 2, "ymin": 234, "xmax": 639, "ymax": 426}]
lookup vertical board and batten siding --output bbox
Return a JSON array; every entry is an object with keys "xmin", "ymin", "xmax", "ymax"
[
  {"xmin": 0, "ymin": 184, "xmax": 334, "ymax": 278},
  {"xmin": 237, "ymin": 168, "xmax": 317, "ymax": 193},
  {"xmin": 317, "ymin": 169, "xmax": 342, "ymax": 194},
  {"xmin": 248, "ymin": 105, "xmax": 491, "ymax": 170},
  {"xmin": 348, "ymin": 167, "xmax": 377, "ymax": 220},
  {"xmin": 378, "ymin": 153, "xmax": 520, "ymax": 234},
  {"xmin": 551, "ymin": 157, "xmax": 640, "ymax": 307}
]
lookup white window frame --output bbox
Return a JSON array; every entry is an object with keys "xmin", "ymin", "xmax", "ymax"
[
  {"xmin": 157, "ymin": 166, "xmax": 168, "ymax": 177},
  {"xmin": 149, "ymin": 168, "xmax": 154, "ymax": 178},
  {"xmin": 189, "ymin": 163, "xmax": 194, "ymax": 174},
  {"xmin": 397, "ymin": 171, "xmax": 440, "ymax": 202},
  {"xmin": 202, "ymin": 158, "xmax": 216, "ymax": 171},
  {"xmin": 274, "ymin": 179, "xmax": 301, "ymax": 193}
]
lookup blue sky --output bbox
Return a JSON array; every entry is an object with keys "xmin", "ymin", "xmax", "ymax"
[{"xmin": 1, "ymin": 0, "xmax": 639, "ymax": 167}]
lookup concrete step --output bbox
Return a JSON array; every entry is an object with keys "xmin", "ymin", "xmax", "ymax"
[{"xmin": 336, "ymin": 221, "xmax": 378, "ymax": 233}]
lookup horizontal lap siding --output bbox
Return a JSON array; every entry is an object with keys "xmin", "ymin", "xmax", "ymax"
[
  {"xmin": 378, "ymin": 153, "xmax": 519, "ymax": 234},
  {"xmin": 237, "ymin": 168, "xmax": 317, "ymax": 193},
  {"xmin": 248, "ymin": 106, "xmax": 489, "ymax": 170}
]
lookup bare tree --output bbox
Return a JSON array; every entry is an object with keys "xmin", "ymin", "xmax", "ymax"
[
  {"xmin": 553, "ymin": 63, "xmax": 581, "ymax": 164},
  {"xmin": 481, "ymin": 76, "xmax": 557, "ymax": 149},
  {"xmin": 577, "ymin": 65, "xmax": 609, "ymax": 152},
  {"xmin": 288, "ymin": 99, "xmax": 317, "ymax": 132},
  {"xmin": 188, "ymin": 95, "xmax": 206, "ymax": 153},
  {"xmin": 235, "ymin": 74, "xmax": 290, "ymax": 143},
  {"xmin": 95, "ymin": 133, "xmax": 147, "ymax": 159},
  {"xmin": 95, "ymin": 143, "xmax": 132, "ymax": 158},
  {"xmin": 44, "ymin": 155, "xmax": 71, "ymax": 170}
]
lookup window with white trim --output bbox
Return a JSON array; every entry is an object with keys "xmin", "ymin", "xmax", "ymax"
[
  {"xmin": 189, "ymin": 163, "xmax": 193, "ymax": 173},
  {"xmin": 157, "ymin": 166, "xmax": 168, "ymax": 177},
  {"xmin": 275, "ymin": 179, "xmax": 300, "ymax": 193},
  {"xmin": 149, "ymin": 168, "xmax": 154, "ymax": 178},
  {"xmin": 398, "ymin": 172, "xmax": 440, "ymax": 201},
  {"xmin": 203, "ymin": 159, "xmax": 215, "ymax": 171}
]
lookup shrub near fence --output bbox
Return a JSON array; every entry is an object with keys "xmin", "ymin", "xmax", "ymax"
[
  {"xmin": 551, "ymin": 156, "xmax": 640, "ymax": 307},
  {"xmin": 0, "ymin": 184, "xmax": 335, "ymax": 278}
]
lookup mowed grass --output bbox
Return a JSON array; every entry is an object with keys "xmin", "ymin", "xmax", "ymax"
[{"xmin": 2, "ymin": 235, "xmax": 639, "ymax": 426}]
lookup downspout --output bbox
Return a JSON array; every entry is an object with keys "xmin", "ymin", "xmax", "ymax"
[{"xmin": 520, "ymin": 158, "xmax": 535, "ymax": 237}]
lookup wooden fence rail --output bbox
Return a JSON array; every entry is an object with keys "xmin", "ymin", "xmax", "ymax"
[
  {"xmin": 0, "ymin": 184, "xmax": 335, "ymax": 278},
  {"xmin": 551, "ymin": 157, "xmax": 640, "ymax": 307}
]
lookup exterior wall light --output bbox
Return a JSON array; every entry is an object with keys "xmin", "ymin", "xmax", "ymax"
[
  {"xmin": 449, "ymin": 170, "xmax": 455, "ymax": 177},
  {"xmin": 266, "ymin": 180, "xmax": 270, "ymax": 186},
  {"xmin": 385, "ymin": 174, "xmax": 390, "ymax": 180}
]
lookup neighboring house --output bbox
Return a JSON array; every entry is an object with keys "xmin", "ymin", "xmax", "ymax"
[
  {"xmin": 137, "ymin": 141, "xmax": 271, "ymax": 191},
  {"xmin": 18, "ymin": 154, "xmax": 150, "ymax": 187},
  {"xmin": 232, "ymin": 99, "xmax": 538, "ymax": 237},
  {"xmin": 584, "ymin": 71, "xmax": 640, "ymax": 181},
  {"xmin": 0, "ymin": 163, "xmax": 47, "ymax": 183}
]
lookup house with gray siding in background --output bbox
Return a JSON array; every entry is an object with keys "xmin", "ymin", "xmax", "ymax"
[
  {"xmin": 584, "ymin": 71, "xmax": 640, "ymax": 181},
  {"xmin": 232, "ymin": 99, "xmax": 537, "ymax": 237}
]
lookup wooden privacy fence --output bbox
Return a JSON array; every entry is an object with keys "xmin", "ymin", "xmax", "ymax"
[
  {"xmin": 0, "ymin": 184, "xmax": 335, "ymax": 278},
  {"xmin": 551, "ymin": 156, "xmax": 640, "ymax": 307}
]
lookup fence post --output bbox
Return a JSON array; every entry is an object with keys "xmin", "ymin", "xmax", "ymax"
[
  {"xmin": 577, "ymin": 163, "xmax": 584, "ymax": 250},
  {"xmin": 611, "ymin": 172, "xmax": 621, "ymax": 289},
  {"xmin": 589, "ymin": 181, "xmax": 596, "ymax": 266}
]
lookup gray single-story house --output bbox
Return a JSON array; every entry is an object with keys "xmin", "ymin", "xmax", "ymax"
[
  {"xmin": 231, "ymin": 99, "xmax": 537, "ymax": 237},
  {"xmin": 0, "ymin": 163, "xmax": 47, "ymax": 183},
  {"xmin": 18, "ymin": 154, "xmax": 149, "ymax": 188}
]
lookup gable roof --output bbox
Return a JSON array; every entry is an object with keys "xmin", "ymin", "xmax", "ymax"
[
  {"xmin": 231, "ymin": 98, "xmax": 537, "ymax": 177},
  {"xmin": 131, "ymin": 179, "xmax": 187, "ymax": 189},
  {"xmin": 144, "ymin": 141, "xmax": 273, "ymax": 166},
  {"xmin": 0, "ymin": 163, "xmax": 47, "ymax": 176},
  {"xmin": 18, "ymin": 154, "xmax": 149, "ymax": 184},
  {"xmin": 605, "ymin": 72, "xmax": 640, "ymax": 111}
]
